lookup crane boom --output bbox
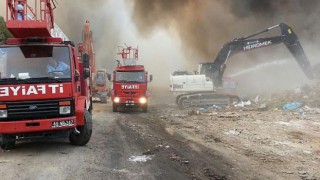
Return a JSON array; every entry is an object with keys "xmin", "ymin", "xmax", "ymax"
[{"xmin": 6, "ymin": 0, "xmax": 56, "ymax": 38}]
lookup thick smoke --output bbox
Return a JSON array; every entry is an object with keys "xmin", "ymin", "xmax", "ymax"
[
  {"xmin": 131, "ymin": 0, "xmax": 320, "ymax": 93},
  {"xmin": 132, "ymin": 0, "xmax": 320, "ymax": 61},
  {"xmin": 54, "ymin": 0, "xmax": 122, "ymax": 71}
]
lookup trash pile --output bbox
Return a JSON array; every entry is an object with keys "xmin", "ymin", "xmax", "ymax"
[{"xmin": 190, "ymin": 82, "xmax": 320, "ymax": 116}]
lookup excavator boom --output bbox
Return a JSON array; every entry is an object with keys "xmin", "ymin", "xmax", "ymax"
[{"xmin": 210, "ymin": 23, "xmax": 314, "ymax": 87}]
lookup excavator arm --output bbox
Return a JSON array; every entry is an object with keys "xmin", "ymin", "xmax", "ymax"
[{"xmin": 209, "ymin": 23, "xmax": 314, "ymax": 87}]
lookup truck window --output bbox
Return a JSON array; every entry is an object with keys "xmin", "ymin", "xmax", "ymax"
[
  {"xmin": 116, "ymin": 71, "xmax": 145, "ymax": 83},
  {"xmin": 96, "ymin": 71, "xmax": 105, "ymax": 85},
  {"xmin": 0, "ymin": 46, "xmax": 71, "ymax": 83}
]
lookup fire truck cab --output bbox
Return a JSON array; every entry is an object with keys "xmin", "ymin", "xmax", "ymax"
[{"xmin": 0, "ymin": 0, "xmax": 93, "ymax": 150}]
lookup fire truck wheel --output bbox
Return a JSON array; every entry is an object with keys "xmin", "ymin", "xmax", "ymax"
[
  {"xmin": 0, "ymin": 135, "xmax": 16, "ymax": 150},
  {"xmin": 142, "ymin": 105, "xmax": 148, "ymax": 113},
  {"xmin": 69, "ymin": 110, "xmax": 92, "ymax": 146},
  {"xmin": 112, "ymin": 103, "xmax": 118, "ymax": 112}
]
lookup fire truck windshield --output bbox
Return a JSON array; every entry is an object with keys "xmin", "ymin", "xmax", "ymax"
[
  {"xmin": 116, "ymin": 71, "xmax": 145, "ymax": 83},
  {"xmin": 0, "ymin": 46, "xmax": 71, "ymax": 84}
]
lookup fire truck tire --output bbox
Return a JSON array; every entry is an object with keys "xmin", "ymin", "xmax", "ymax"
[
  {"xmin": 142, "ymin": 105, "xmax": 148, "ymax": 113},
  {"xmin": 0, "ymin": 135, "xmax": 16, "ymax": 150},
  {"xmin": 112, "ymin": 103, "xmax": 118, "ymax": 112},
  {"xmin": 69, "ymin": 110, "xmax": 92, "ymax": 146}
]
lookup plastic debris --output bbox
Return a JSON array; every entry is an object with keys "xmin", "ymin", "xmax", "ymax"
[
  {"xmin": 129, "ymin": 155, "xmax": 154, "ymax": 162},
  {"xmin": 234, "ymin": 100, "xmax": 251, "ymax": 108},
  {"xmin": 254, "ymin": 95, "xmax": 261, "ymax": 104},
  {"xmin": 298, "ymin": 108, "xmax": 306, "ymax": 116},
  {"xmin": 212, "ymin": 104, "xmax": 222, "ymax": 110},
  {"xmin": 258, "ymin": 103, "xmax": 268, "ymax": 111},
  {"xmin": 198, "ymin": 108, "xmax": 207, "ymax": 113},
  {"xmin": 282, "ymin": 102, "xmax": 303, "ymax": 110}
]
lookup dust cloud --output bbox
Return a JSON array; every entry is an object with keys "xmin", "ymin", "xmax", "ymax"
[
  {"xmin": 53, "ymin": 0, "xmax": 187, "ymax": 88},
  {"xmin": 131, "ymin": 0, "xmax": 320, "ymax": 93},
  {"xmin": 54, "ymin": 0, "xmax": 122, "ymax": 72}
]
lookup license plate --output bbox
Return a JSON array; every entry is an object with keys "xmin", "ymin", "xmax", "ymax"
[{"xmin": 52, "ymin": 120, "xmax": 74, "ymax": 128}]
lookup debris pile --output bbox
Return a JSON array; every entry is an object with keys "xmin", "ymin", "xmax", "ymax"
[{"xmin": 185, "ymin": 83, "xmax": 320, "ymax": 116}]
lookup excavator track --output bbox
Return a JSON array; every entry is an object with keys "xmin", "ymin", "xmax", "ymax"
[{"xmin": 176, "ymin": 92, "xmax": 239, "ymax": 109}]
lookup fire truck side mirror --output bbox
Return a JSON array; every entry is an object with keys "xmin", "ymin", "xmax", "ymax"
[
  {"xmin": 77, "ymin": 43, "xmax": 84, "ymax": 53},
  {"xmin": 83, "ymin": 53, "xmax": 90, "ymax": 68},
  {"xmin": 149, "ymin": 75, "xmax": 153, "ymax": 82},
  {"xmin": 107, "ymin": 73, "xmax": 111, "ymax": 81}
]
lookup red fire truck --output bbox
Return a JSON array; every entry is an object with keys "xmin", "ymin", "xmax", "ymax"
[
  {"xmin": 0, "ymin": 0, "xmax": 93, "ymax": 150},
  {"xmin": 110, "ymin": 44, "xmax": 152, "ymax": 112}
]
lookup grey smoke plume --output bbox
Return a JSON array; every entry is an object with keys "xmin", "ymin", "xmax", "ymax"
[
  {"xmin": 54, "ymin": 0, "xmax": 122, "ymax": 70},
  {"xmin": 131, "ymin": 0, "xmax": 320, "ymax": 61},
  {"xmin": 131, "ymin": 0, "xmax": 320, "ymax": 92}
]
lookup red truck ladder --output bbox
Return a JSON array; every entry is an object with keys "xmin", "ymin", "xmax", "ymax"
[{"xmin": 6, "ymin": 0, "xmax": 55, "ymax": 38}]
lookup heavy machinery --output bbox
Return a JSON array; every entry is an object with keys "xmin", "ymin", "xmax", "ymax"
[
  {"xmin": 171, "ymin": 23, "xmax": 315, "ymax": 108},
  {"xmin": 110, "ymin": 44, "xmax": 153, "ymax": 112},
  {"xmin": 0, "ymin": 0, "xmax": 93, "ymax": 150},
  {"xmin": 78, "ymin": 21, "xmax": 109, "ymax": 103}
]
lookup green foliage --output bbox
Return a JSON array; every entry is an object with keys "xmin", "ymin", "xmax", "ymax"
[{"xmin": 0, "ymin": 16, "xmax": 13, "ymax": 44}]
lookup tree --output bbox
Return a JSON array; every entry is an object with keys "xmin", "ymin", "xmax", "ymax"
[{"xmin": 0, "ymin": 16, "xmax": 13, "ymax": 44}]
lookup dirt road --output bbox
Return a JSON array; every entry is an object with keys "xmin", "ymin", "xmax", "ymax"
[
  {"xmin": 0, "ymin": 104, "xmax": 192, "ymax": 180},
  {"xmin": 1, "ymin": 87, "xmax": 320, "ymax": 180}
]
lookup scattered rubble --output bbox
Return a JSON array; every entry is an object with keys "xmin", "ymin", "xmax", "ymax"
[{"xmin": 158, "ymin": 83, "xmax": 320, "ymax": 179}]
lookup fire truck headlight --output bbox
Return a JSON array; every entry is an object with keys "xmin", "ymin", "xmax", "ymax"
[
  {"xmin": 0, "ymin": 110, "xmax": 8, "ymax": 118},
  {"xmin": 114, "ymin": 97, "xmax": 120, "ymax": 103},
  {"xmin": 59, "ymin": 106, "xmax": 71, "ymax": 115},
  {"xmin": 139, "ymin": 97, "xmax": 147, "ymax": 104}
]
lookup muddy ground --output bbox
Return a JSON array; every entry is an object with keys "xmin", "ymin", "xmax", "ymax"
[{"xmin": 0, "ymin": 85, "xmax": 320, "ymax": 180}]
